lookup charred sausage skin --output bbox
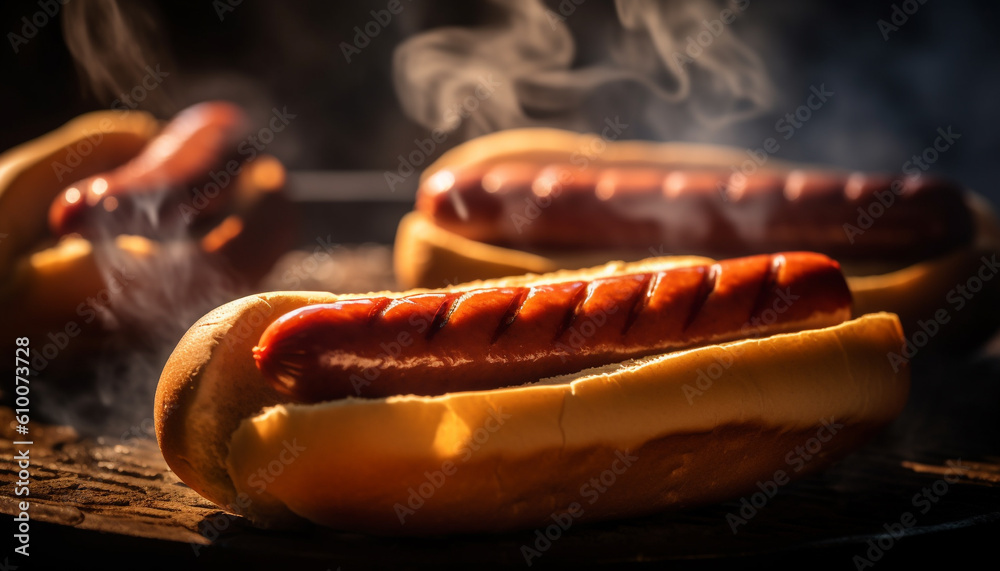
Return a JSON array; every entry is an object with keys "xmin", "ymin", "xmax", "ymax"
[{"xmin": 254, "ymin": 252, "xmax": 852, "ymax": 402}]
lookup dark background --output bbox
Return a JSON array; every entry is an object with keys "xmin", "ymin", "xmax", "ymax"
[{"xmin": 1, "ymin": 0, "xmax": 999, "ymax": 203}]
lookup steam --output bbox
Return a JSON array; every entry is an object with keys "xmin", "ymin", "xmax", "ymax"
[
  {"xmin": 393, "ymin": 0, "xmax": 775, "ymax": 139},
  {"xmin": 91, "ymin": 239, "xmax": 238, "ymax": 433},
  {"xmin": 62, "ymin": 0, "xmax": 174, "ymax": 114},
  {"xmin": 34, "ymin": 203, "xmax": 243, "ymax": 435}
]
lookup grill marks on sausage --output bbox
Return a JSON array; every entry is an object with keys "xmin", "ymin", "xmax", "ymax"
[
  {"xmin": 367, "ymin": 297, "xmax": 392, "ymax": 324},
  {"xmin": 375, "ymin": 297, "xmax": 402, "ymax": 321},
  {"xmin": 622, "ymin": 273, "xmax": 655, "ymax": 335},
  {"xmin": 748, "ymin": 254, "xmax": 782, "ymax": 323},
  {"xmin": 492, "ymin": 288, "xmax": 530, "ymax": 344},
  {"xmin": 555, "ymin": 282, "xmax": 590, "ymax": 341},
  {"xmin": 334, "ymin": 256, "xmax": 779, "ymax": 343},
  {"xmin": 683, "ymin": 264, "xmax": 720, "ymax": 332},
  {"xmin": 427, "ymin": 293, "xmax": 461, "ymax": 340}
]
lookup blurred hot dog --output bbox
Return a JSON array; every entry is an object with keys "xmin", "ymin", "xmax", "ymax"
[
  {"xmin": 48, "ymin": 101, "xmax": 249, "ymax": 237},
  {"xmin": 0, "ymin": 103, "xmax": 294, "ymax": 383},
  {"xmin": 417, "ymin": 163, "xmax": 972, "ymax": 262}
]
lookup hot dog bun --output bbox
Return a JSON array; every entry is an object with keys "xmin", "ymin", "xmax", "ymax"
[
  {"xmin": 155, "ymin": 256, "xmax": 909, "ymax": 534},
  {"xmin": 394, "ymin": 128, "xmax": 1000, "ymax": 343},
  {"xmin": 0, "ymin": 107, "xmax": 295, "ymax": 377}
]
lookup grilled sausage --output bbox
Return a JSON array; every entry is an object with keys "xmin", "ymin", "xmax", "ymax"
[
  {"xmin": 415, "ymin": 163, "xmax": 973, "ymax": 261},
  {"xmin": 253, "ymin": 252, "xmax": 852, "ymax": 402}
]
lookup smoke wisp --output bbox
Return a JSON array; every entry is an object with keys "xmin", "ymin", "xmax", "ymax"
[{"xmin": 393, "ymin": 0, "xmax": 775, "ymax": 139}]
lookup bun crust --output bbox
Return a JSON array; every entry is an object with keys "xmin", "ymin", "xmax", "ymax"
[{"xmin": 156, "ymin": 256, "xmax": 909, "ymax": 534}]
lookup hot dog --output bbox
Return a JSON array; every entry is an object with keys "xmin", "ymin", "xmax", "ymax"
[
  {"xmin": 0, "ymin": 104, "xmax": 294, "ymax": 381},
  {"xmin": 155, "ymin": 254, "xmax": 909, "ymax": 535},
  {"xmin": 395, "ymin": 128, "xmax": 1000, "ymax": 344},
  {"xmin": 48, "ymin": 101, "xmax": 249, "ymax": 237},
  {"xmin": 255, "ymin": 252, "xmax": 850, "ymax": 401}
]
